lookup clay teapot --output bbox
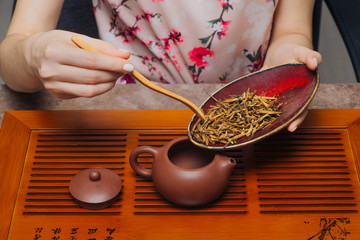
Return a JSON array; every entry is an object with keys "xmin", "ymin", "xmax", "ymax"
[{"xmin": 129, "ymin": 136, "xmax": 236, "ymax": 206}]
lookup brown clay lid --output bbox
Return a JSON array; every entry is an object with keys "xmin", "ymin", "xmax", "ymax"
[{"xmin": 69, "ymin": 168, "xmax": 122, "ymax": 210}]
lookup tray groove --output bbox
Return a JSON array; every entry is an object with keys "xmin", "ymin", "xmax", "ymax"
[
  {"xmin": 255, "ymin": 129, "xmax": 358, "ymax": 214},
  {"xmin": 21, "ymin": 131, "xmax": 126, "ymax": 216}
]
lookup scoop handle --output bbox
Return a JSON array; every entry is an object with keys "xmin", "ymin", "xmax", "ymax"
[
  {"xmin": 71, "ymin": 35, "xmax": 205, "ymax": 120},
  {"xmin": 131, "ymin": 70, "xmax": 205, "ymax": 120}
]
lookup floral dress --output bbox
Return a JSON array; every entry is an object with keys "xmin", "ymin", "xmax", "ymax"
[{"xmin": 92, "ymin": 0, "xmax": 278, "ymax": 84}]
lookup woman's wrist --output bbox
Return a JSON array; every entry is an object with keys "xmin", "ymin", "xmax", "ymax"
[
  {"xmin": 263, "ymin": 32, "xmax": 320, "ymax": 70},
  {"xmin": 0, "ymin": 33, "xmax": 43, "ymax": 92}
]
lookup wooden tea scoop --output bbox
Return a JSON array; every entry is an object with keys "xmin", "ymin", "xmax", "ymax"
[{"xmin": 71, "ymin": 35, "xmax": 205, "ymax": 120}]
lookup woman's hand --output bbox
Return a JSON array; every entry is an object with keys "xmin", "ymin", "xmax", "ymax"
[
  {"xmin": 261, "ymin": 43, "xmax": 321, "ymax": 72},
  {"xmin": 24, "ymin": 30, "xmax": 133, "ymax": 99},
  {"xmin": 262, "ymin": 0, "xmax": 322, "ymax": 132},
  {"xmin": 262, "ymin": 43, "xmax": 322, "ymax": 132},
  {"xmin": 0, "ymin": 0, "xmax": 134, "ymax": 99}
]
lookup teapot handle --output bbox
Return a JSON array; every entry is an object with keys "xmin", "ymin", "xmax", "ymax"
[{"xmin": 129, "ymin": 146, "xmax": 159, "ymax": 178}]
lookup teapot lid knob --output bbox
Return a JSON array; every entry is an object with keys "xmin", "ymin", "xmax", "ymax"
[{"xmin": 89, "ymin": 169, "xmax": 101, "ymax": 181}]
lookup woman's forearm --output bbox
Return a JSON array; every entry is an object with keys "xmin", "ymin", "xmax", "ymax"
[
  {"xmin": 265, "ymin": 32, "xmax": 313, "ymax": 61},
  {"xmin": 270, "ymin": 0, "xmax": 314, "ymax": 46},
  {"xmin": 0, "ymin": 33, "xmax": 43, "ymax": 92},
  {"xmin": 0, "ymin": 0, "xmax": 64, "ymax": 92},
  {"xmin": 263, "ymin": 0, "xmax": 321, "ymax": 70}
]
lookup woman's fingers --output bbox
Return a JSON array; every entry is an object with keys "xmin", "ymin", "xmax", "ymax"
[
  {"xmin": 40, "ymin": 64, "xmax": 121, "ymax": 98},
  {"xmin": 77, "ymin": 35, "xmax": 131, "ymax": 59},
  {"xmin": 293, "ymin": 46, "xmax": 322, "ymax": 70},
  {"xmin": 44, "ymin": 79, "xmax": 117, "ymax": 99},
  {"xmin": 262, "ymin": 43, "xmax": 322, "ymax": 71},
  {"xmin": 287, "ymin": 109, "xmax": 308, "ymax": 132},
  {"xmin": 45, "ymin": 42, "xmax": 134, "ymax": 74},
  {"xmin": 38, "ymin": 63, "xmax": 122, "ymax": 85},
  {"xmin": 32, "ymin": 32, "xmax": 133, "ymax": 99}
]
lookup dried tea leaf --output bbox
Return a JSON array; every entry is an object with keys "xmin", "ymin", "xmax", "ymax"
[{"xmin": 191, "ymin": 89, "xmax": 282, "ymax": 147}]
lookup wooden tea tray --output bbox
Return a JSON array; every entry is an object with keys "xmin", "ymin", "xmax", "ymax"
[{"xmin": 0, "ymin": 109, "xmax": 359, "ymax": 240}]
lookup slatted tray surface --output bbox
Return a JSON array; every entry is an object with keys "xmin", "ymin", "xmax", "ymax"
[{"xmin": 1, "ymin": 110, "xmax": 360, "ymax": 239}]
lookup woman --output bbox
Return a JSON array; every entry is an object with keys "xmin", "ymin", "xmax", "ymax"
[{"xmin": 0, "ymin": 0, "xmax": 321, "ymax": 131}]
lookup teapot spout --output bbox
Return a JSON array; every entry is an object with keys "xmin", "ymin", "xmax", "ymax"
[
  {"xmin": 227, "ymin": 157, "xmax": 237, "ymax": 172},
  {"xmin": 214, "ymin": 154, "xmax": 236, "ymax": 174}
]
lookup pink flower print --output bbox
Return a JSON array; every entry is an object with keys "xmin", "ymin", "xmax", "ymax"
[
  {"xmin": 142, "ymin": 11, "xmax": 153, "ymax": 23},
  {"xmin": 161, "ymin": 39, "xmax": 171, "ymax": 51},
  {"xmin": 120, "ymin": 26, "xmax": 140, "ymax": 43},
  {"xmin": 135, "ymin": 15, "xmax": 142, "ymax": 22},
  {"xmin": 218, "ymin": 0, "xmax": 229, "ymax": 7},
  {"xmin": 130, "ymin": 26, "xmax": 140, "ymax": 34},
  {"xmin": 217, "ymin": 20, "xmax": 231, "ymax": 39},
  {"xmin": 159, "ymin": 76, "xmax": 170, "ymax": 84},
  {"xmin": 141, "ymin": 11, "xmax": 162, "ymax": 24},
  {"xmin": 146, "ymin": 39, "xmax": 154, "ymax": 47},
  {"xmin": 111, "ymin": 12, "xmax": 142, "ymax": 44},
  {"xmin": 141, "ymin": 56, "xmax": 149, "ymax": 65},
  {"xmin": 188, "ymin": 47, "xmax": 214, "ymax": 67},
  {"xmin": 141, "ymin": 56, "xmax": 157, "ymax": 72},
  {"xmin": 119, "ymin": 74, "xmax": 136, "ymax": 84},
  {"xmin": 147, "ymin": 41, "xmax": 166, "ymax": 60},
  {"xmin": 170, "ymin": 52, "xmax": 183, "ymax": 72},
  {"xmin": 169, "ymin": 29, "xmax": 183, "ymax": 43},
  {"xmin": 252, "ymin": 56, "xmax": 264, "ymax": 72},
  {"xmin": 244, "ymin": 45, "xmax": 264, "ymax": 72},
  {"xmin": 161, "ymin": 29, "xmax": 183, "ymax": 51},
  {"xmin": 176, "ymin": 63, "xmax": 183, "ymax": 72}
]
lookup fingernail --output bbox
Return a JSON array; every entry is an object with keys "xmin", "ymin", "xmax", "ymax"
[
  {"xmin": 288, "ymin": 123, "xmax": 298, "ymax": 132},
  {"xmin": 313, "ymin": 57, "xmax": 318, "ymax": 68},
  {"xmin": 123, "ymin": 64, "xmax": 134, "ymax": 72},
  {"xmin": 118, "ymin": 48, "xmax": 130, "ymax": 54}
]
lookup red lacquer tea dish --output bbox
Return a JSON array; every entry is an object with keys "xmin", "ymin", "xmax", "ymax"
[{"xmin": 188, "ymin": 63, "xmax": 320, "ymax": 150}]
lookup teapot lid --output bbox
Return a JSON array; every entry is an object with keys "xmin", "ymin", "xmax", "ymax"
[{"xmin": 69, "ymin": 168, "xmax": 122, "ymax": 209}]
